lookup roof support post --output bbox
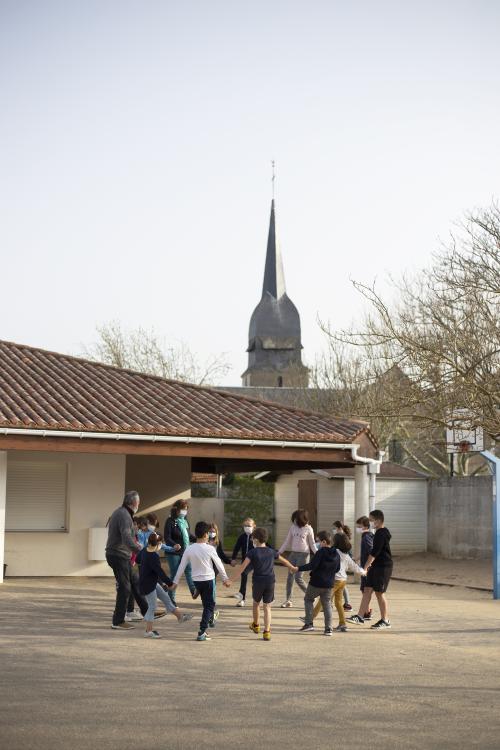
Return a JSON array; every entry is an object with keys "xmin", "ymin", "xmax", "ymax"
[
  {"xmin": 0, "ymin": 451, "xmax": 6, "ymax": 583},
  {"xmin": 354, "ymin": 463, "xmax": 369, "ymax": 560}
]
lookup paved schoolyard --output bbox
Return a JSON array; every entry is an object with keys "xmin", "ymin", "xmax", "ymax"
[{"xmin": 0, "ymin": 569, "xmax": 499, "ymax": 750}]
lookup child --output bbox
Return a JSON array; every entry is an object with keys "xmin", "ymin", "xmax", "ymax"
[
  {"xmin": 356, "ymin": 515, "xmax": 374, "ymax": 620},
  {"xmin": 302, "ymin": 532, "xmax": 366, "ymax": 632},
  {"xmin": 297, "ymin": 530, "xmax": 340, "ymax": 636},
  {"xmin": 136, "ymin": 533, "xmax": 193, "ymax": 639},
  {"xmin": 347, "ymin": 509, "xmax": 393, "ymax": 629},
  {"xmin": 332, "ymin": 520, "xmax": 353, "ymax": 611},
  {"xmin": 231, "ymin": 518, "xmax": 256, "ymax": 607},
  {"xmin": 207, "ymin": 522, "xmax": 231, "ymax": 626},
  {"xmin": 172, "ymin": 521, "xmax": 231, "ymax": 641},
  {"xmin": 136, "ymin": 517, "xmax": 150, "ymax": 549},
  {"xmin": 230, "ymin": 527, "xmax": 297, "ymax": 641},
  {"xmin": 278, "ymin": 509, "xmax": 317, "ymax": 608}
]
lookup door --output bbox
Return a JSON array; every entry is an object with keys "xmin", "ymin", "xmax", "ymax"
[{"xmin": 298, "ymin": 479, "xmax": 318, "ymax": 532}]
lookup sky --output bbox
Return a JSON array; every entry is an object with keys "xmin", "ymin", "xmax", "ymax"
[{"xmin": 1, "ymin": 0, "xmax": 499, "ymax": 385}]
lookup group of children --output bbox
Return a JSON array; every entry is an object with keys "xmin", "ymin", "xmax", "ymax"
[{"xmin": 129, "ymin": 508, "xmax": 392, "ymax": 641}]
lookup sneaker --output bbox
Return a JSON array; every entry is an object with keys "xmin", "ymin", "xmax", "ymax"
[
  {"xmin": 371, "ymin": 619, "xmax": 391, "ymax": 629},
  {"xmin": 324, "ymin": 628, "xmax": 333, "ymax": 636},
  {"xmin": 346, "ymin": 614, "xmax": 365, "ymax": 625},
  {"xmin": 263, "ymin": 631, "xmax": 271, "ymax": 641},
  {"xmin": 191, "ymin": 590, "xmax": 200, "ymax": 600},
  {"xmin": 236, "ymin": 599, "xmax": 245, "ymax": 607},
  {"xmin": 154, "ymin": 611, "xmax": 166, "ymax": 620},
  {"xmin": 144, "ymin": 630, "xmax": 161, "ymax": 639},
  {"xmin": 343, "ymin": 603, "xmax": 353, "ymax": 611},
  {"xmin": 197, "ymin": 632, "xmax": 211, "ymax": 641},
  {"xmin": 281, "ymin": 600, "xmax": 293, "ymax": 608},
  {"xmin": 363, "ymin": 609, "xmax": 372, "ymax": 621},
  {"xmin": 234, "ymin": 592, "xmax": 244, "ymax": 601},
  {"xmin": 125, "ymin": 611, "xmax": 143, "ymax": 622},
  {"xmin": 208, "ymin": 619, "xmax": 216, "ymax": 628},
  {"xmin": 213, "ymin": 609, "xmax": 220, "ymax": 622},
  {"xmin": 249, "ymin": 622, "xmax": 260, "ymax": 634},
  {"xmin": 335, "ymin": 624, "xmax": 348, "ymax": 632},
  {"xmin": 111, "ymin": 622, "xmax": 135, "ymax": 630},
  {"xmin": 178, "ymin": 613, "xmax": 194, "ymax": 623},
  {"xmin": 299, "ymin": 623, "xmax": 314, "ymax": 632}
]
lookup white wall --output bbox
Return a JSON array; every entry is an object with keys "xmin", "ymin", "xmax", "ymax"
[
  {"xmin": 5, "ymin": 451, "xmax": 126, "ymax": 576},
  {"xmin": 375, "ymin": 479, "xmax": 427, "ymax": 554}
]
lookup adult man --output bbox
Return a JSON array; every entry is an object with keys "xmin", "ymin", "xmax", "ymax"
[{"xmin": 106, "ymin": 490, "xmax": 153, "ymax": 630}]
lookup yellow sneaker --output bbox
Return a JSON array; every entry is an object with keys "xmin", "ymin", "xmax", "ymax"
[
  {"xmin": 263, "ymin": 630, "xmax": 271, "ymax": 641},
  {"xmin": 249, "ymin": 622, "xmax": 260, "ymax": 634}
]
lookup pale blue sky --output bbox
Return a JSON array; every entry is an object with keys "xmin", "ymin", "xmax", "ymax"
[{"xmin": 1, "ymin": 1, "xmax": 499, "ymax": 385}]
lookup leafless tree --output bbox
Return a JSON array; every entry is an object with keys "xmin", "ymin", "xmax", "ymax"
[
  {"xmin": 318, "ymin": 202, "xmax": 500, "ymax": 475},
  {"xmin": 83, "ymin": 321, "xmax": 231, "ymax": 386}
]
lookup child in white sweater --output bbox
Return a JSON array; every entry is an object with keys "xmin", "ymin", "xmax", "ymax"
[
  {"xmin": 308, "ymin": 532, "xmax": 366, "ymax": 631},
  {"xmin": 278, "ymin": 509, "xmax": 317, "ymax": 608}
]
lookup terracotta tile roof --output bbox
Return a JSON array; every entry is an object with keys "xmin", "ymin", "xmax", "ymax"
[
  {"xmin": 0, "ymin": 340, "xmax": 376, "ymax": 445},
  {"xmin": 191, "ymin": 473, "xmax": 218, "ymax": 483},
  {"xmin": 320, "ymin": 462, "xmax": 428, "ymax": 479}
]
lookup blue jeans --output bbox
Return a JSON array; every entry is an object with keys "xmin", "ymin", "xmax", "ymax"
[
  {"xmin": 166, "ymin": 554, "xmax": 196, "ymax": 596},
  {"xmin": 144, "ymin": 585, "xmax": 177, "ymax": 622}
]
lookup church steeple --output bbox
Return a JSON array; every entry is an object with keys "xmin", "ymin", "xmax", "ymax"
[
  {"xmin": 241, "ymin": 199, "xmax": 309, "ymax": 388},
  {"xmin": 262, "ymin": 200, "xmax": 286, "ymax": 299}
]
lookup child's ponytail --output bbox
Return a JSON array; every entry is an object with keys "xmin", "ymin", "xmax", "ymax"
[{"xmin": 147, "ymin": 532, "xmax": 163, "ymax": 547}]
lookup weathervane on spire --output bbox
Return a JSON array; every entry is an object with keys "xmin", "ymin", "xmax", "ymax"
[{"xmin": 271, "ymin": 160, "xmax": 276, "ymax": 199}]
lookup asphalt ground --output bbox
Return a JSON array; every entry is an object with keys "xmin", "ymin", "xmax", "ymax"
[{"xmin": 0, "ymin": 569, "xmax": 499, "ymax": 750}]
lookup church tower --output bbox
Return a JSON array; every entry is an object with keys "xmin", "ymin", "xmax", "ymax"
[{"xmin": 241, "ymin": 200, "xmax": 309, "ymax": 387}]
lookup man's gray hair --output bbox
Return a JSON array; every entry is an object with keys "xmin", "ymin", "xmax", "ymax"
[{"xmin": 123, "ymin": 490, "xmax": 140, "ymax": 508}]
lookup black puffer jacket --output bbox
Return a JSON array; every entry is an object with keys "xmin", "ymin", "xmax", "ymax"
[{"xmin": 163, "ymin": 516, "xmax": 196, "ymax": 553}]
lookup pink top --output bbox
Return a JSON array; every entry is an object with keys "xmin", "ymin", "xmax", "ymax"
[{"xmin": 279, "ymin": 523, "xmax": 317, "ymax": 555}]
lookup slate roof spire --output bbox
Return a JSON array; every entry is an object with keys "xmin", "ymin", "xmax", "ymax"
[{"xmin": 262, "ymin": 199, "xmax": 286, "ymax": 299}]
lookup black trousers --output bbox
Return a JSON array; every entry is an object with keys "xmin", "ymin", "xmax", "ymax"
[
  {"xmin": 106, "ymin": 553, "xmax": 148, "ymax": 626},
  {"xmin": 239, "ymin": 571, "xmax": 248, "ymax": 599},
  {"xmin": 194, "ymin": 579, "xmax": 216, "ymax": 634}
]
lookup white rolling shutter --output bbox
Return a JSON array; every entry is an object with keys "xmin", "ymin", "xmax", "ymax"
[{"xmin": 6, "ymin": 461, "xmax": 68, "ymax": 531}]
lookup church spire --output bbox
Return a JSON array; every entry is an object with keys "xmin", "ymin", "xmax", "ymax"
[{"xmin": 262, "ymin": 199, "xmax": 286, "ymax": 299}]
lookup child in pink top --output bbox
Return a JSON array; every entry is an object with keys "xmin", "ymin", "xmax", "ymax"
[{"xmin": 278, "ymin": 509, "xmax": 317, "ymax": 608}]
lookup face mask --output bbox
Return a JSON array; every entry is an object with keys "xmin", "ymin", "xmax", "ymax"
[
  {"xmin": 208, "ymin": 531, "xmax": 216, "ymax": 539},
  {"xmin": 147, "ymin": 525, "xmax": 155, "ymax": 532},
  {"xmin": 355, "ymin": 527, "xmax": 363, "ymax": 535},
  {"xmin": 179, "ymin": 510, "xmax": 188, "ymax": 518},
  {"xmin": 244, "ymin": 526, "xmax": 253, "ymax": 534},
  {"xmin": 370, "ymin": 523, "xmax": 376, "ymax": 531}
]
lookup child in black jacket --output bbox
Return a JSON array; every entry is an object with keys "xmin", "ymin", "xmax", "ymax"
[
  {"xmin": 137, "ymin": 533, "xmax": 192, "ymax": 639},
  {"xmin": 298, "ymin": 530, "xmax": 341, "ymax": 636},
  {"xmin": 231, "ymin": 518, "xmax": 256, "ymax": 607}
]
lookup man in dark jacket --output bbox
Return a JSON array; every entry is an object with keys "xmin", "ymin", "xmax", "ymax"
[{"xmin": 106, "ymin": 490, "xmax": 149, "ymax": 630}]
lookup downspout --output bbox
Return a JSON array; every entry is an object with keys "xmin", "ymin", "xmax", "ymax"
[{"xmin": 350, "ymin": 445, "xmax": 385, "ymax": 512}]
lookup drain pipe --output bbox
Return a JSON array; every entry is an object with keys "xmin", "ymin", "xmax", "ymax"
[{"xmin": 350, "ymin": 445, "xmax": 385, "ymax": 512}]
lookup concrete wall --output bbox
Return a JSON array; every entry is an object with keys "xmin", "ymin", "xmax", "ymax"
[
  {"xmin": 5, "ymin": 451, "xmax": 126, "ymax": 576},
  {"xmin": 125, "ymin": 455, "xmax": 191, "ymax": 532},
  {"xmin": 428, "ymin": 476, "xmax": 492, "ymax": 559}
]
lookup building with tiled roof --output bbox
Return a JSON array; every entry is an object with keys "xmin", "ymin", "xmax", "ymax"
[{"xmin": 0, "ymin": 339, "xmax": 380, "ymax": 579}]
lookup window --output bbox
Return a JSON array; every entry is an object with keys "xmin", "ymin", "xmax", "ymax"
[{"xmin": 6, "ymin": 461, "xmax": 68, "ymax": 531}]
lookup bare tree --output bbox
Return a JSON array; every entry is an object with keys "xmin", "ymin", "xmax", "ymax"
[
  {"xmin": 83, "ymin": 321, "xmax": 231, "ymax": 386},
  {"xmin": 318, "ymin": 202, "xmax": 500, "ymax": 475}
]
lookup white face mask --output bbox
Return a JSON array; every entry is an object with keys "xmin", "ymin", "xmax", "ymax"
[
  {"xmin": 244, "ymin": 526, "xmax": 253, "ymax": 534},
  {"xmin": 355, "ymin": 527, "xmax": 363, "ymax": 534},
  {"xmin": 179, "ymin": 510, "xmax": 188, "ymax": 518},
  {"xmin": 147, "ymin": 524, "xmax": 155, "ymax": 532},
  {"xmin": 370, "ymin": 523, "xmax": 376, "ymax": 531},
  {"xmin": 208, "ymin": 531, "xmax": 216, "ymax": 539}
]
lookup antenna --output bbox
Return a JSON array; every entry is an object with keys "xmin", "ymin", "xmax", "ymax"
[{"xmin": 271, "ymin": 160, "xmax": 276, "ymax": 200}]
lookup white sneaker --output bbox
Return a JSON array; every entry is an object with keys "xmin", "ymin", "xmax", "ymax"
[
  {"xmin": 144, "ymin": 630, "xmax": 161, "ymax": 639},
  {"xmin": 236, "ymin": 599, "xmax": 245, "ymax": 607},
  {"xmin": 125, "ymin": 611, "xmax": 143, "ymax": 622},
  {"xmin": 281, "ymin": 600, "xmax": 293, "ymax": 608},
  {"xmin": 234, "ymin": 592, "xmax": 244, "ymax": 601}
]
